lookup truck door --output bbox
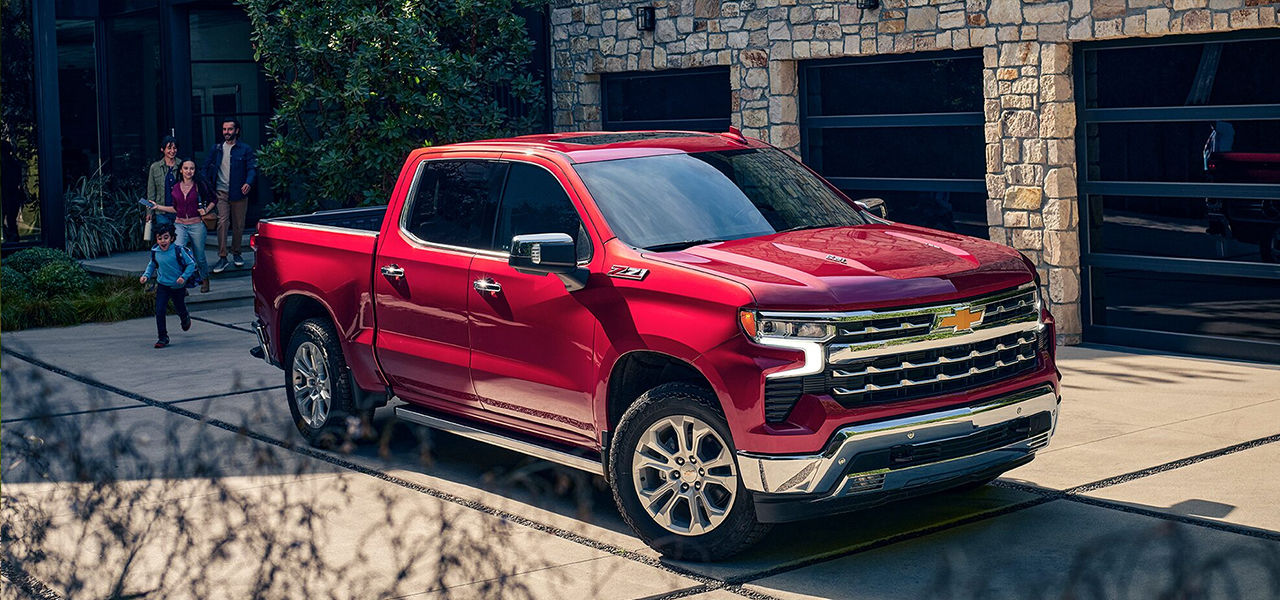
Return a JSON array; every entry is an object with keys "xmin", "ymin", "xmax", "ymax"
[
  {"xmin": 467, "ymin": 160, "xmax": 599, "ymax": 443},
  {"xmin": 373, "ymin": 157, "xmax": 507, "ymax": 409}
]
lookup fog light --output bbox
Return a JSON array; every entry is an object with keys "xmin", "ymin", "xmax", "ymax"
[{"xmin": 845, "ymin": 471, "xmax": 887, "ymax": 493}]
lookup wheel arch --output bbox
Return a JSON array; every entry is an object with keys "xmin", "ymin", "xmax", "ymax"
[
  {"xmin": 605, "ymin": 350, "xmax": 718, "ymax": 435},
  {"xmin": 276, "ymin": 293, "xmax": 337, "ymax": 363}
]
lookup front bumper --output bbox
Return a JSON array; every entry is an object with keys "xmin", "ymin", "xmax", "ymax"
[{"xmin": 737, "ymin": 384, "xmax": 1058, "ymax": 523}]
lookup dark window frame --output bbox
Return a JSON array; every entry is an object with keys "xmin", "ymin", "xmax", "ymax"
[
  {"xmin": 400, "ymin": 157, "xmax": 594, "ymax": 258},
  {"xmin": 799, "ymin": 49, "xmax": 987, "ymax": 236},
  {"xmin": 491, "ymin": 160, "xmax": 593, "ymax": 262},
  {"xmin": 601, "ymin": 66, "xmax": 731, "ymax": 132},
  {"xmin": 1075, "ymin": 31, "xmax": 1280, "ymax": 362},
  {"xmin": 399, "ymin": 157, "xmax": 509, "ymax": 253}
]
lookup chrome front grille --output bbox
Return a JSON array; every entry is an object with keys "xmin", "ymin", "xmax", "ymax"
[
  {"xmin": 828, "ymin": 330, "xmax": 1039, "ymax": 408},
  {"xmin": 759, "ymin": 284, "xmax": 1044, "ymax": 421},
  {"xmin": 827, "ymin": 285, "xmax": 1040, "ymax": 360}
]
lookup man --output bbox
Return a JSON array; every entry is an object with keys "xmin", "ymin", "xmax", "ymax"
[{"xmin": 201, "ymin": 118, "xmax": 257, "ymax": 273}]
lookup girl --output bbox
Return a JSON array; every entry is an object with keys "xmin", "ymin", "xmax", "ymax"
[{"xmin": 151, "ymin": 160, "xmax": 213, "ymax": 293}]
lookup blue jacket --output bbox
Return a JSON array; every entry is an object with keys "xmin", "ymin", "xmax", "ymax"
[
  {"xmin": 201, "ymin": 140, "xmax": 258, "ymax": 202},
  {"xmin": 143, "ymin": 244, "xmax": 197, "ymax": 289}
]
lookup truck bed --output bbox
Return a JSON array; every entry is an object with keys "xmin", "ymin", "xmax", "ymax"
[{"xmin": 266, "ymin": 206, "xmax": 386, "ymax": 232}]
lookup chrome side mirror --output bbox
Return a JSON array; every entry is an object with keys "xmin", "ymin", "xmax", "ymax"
[{"xmin": 509, "ymin": 233, "xmax": 588, "ymax": 292}]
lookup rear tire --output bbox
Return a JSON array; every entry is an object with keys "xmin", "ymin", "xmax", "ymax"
[
  {"xmin": 608, "ymin": 382, "xmax": 771, "ymax": 561},
  {"xmin": 285, "ymin": 318, "xmax": 363, "ymax": 448}
]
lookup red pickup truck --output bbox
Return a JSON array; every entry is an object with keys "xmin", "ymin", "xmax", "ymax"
[{"xmin": 251, "ymin": 130, "xmax": 1060, "ymax": 560}]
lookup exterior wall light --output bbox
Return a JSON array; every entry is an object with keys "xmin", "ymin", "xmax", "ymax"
[
  {"xmin": 856, "ymin": 0, "xmax": 880, "ymax": 8},
  {"xmin": 637, "ymin": 7, "xmax": 656, "ymax": 31}
]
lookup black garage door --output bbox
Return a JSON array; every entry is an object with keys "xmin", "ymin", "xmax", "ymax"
[
  {"xmin": 602, "ymin": 67, "xmax": 730, "ymax": 132},
  {"xmin": 800, "ymin": 50, "xmax": 988, "ymax": 239},
  {"xmin": 1077, "ymin": 32, "xmax": 1280, "ymax": 362}
]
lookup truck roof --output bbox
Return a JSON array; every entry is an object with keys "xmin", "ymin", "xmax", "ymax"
[{"xmin": 421, "ymin": 130, "xmax": 767, "ymax": 163}]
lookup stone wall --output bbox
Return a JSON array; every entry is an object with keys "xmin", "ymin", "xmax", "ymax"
[{"xmin": 549, "ymin": 0, "xmax": 1280, "ymax": 343}]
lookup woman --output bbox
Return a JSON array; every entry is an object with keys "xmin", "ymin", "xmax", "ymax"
[
  {"xmin": 146, "ymin": 136, "xmax": 182, "ymax": 228},
  {"xmin": 151, "ymin": 160, "xmax": 213, "ymax": 293}
]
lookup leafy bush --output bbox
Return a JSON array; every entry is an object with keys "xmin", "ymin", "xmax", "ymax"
[
  {"xmin": 2, "ymin": 265, "xmax": 32, "ymax": 297},
  {"xmin": 64, "ymin": 174, "xmax": 124, "ymax": 259},
  {"xmin": 241, "ymin": 0, "xmax": 546, "ymax": 212},
  {"xmin": 106, "ymin": 180, "xmax": 150, "ymax": 252},
  {"xmin": 31, "ymin": 261, "xmax": 93, "ymax": 298},
  {"xmin": 1, "ymin": 275, "xmax": 151, "ymax": 331},
  {"xmin": 5, "ymin": 246, "xmax": 77, "ymax": 275}
]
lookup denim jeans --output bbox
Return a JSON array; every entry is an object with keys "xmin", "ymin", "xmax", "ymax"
[
  {"xmin": 153, "ymin": 211, "xmax": 174, "ymax": 228},
  {"xmin": 173, "ymin": 221, "xmax": 210, "ymax": 279},
  {"xmin": 155, "ymin": 285, "xmax": 189, "ymax": 340}
]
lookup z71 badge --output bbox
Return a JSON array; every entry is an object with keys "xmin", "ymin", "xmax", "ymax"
[{"xmin": 608, "ymin": 265, "xmax": 650, "ymax": 280}]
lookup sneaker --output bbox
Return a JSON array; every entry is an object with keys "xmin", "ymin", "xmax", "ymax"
[
  {"xmin": 154, "ymin": 339, "xmax": 169, "ymax": 349},
  {"xmin": 200, "ymin": 279, "xmax": 210, "ymax": 293},
  {"xmin": 212, "ymin": 257, "xmax": 229, "ymax": 273},
  {"xmin": 232, "ymin": 254, "xmax": 245, "ymax": 267},
  {"xmin": 181, "ymin": 316, "xmax": 192, "ymax": 331}
]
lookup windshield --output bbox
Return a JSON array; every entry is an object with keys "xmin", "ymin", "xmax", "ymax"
[{"xmin": 573, "ymin": 148, "xmax": 872, "ymax": 250}]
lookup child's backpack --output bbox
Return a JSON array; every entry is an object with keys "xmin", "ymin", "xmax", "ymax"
[{"xmin": 150, "ymin": 245, "xmax": 204, "ymax": 289}]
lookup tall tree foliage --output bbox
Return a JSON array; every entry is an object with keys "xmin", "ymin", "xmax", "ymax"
[{"xmin": 240, "ymin": 0, "xmax": 546, "ymax": 209}]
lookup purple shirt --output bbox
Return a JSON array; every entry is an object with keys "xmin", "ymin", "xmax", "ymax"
[{"xmin": 169, "ymin": 182, "xmax": 205, "ymax": 219}]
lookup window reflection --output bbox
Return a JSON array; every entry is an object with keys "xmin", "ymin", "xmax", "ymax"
[
  {"xmin": 2, "ymin": 0, "xmax": 41, "ymax": 245},
  {"xmin": 1090, "ymin": 269, "xmax": 1280, "ymax": 343},
  {"xmin": 1088, "ymin": 195, "xmax": 1276, "ymax": 263}
]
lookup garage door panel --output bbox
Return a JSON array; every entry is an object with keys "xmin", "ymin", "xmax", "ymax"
[{"xmin": 1078, "ymin": 33, "xmax": 1280, "ymax": 362}]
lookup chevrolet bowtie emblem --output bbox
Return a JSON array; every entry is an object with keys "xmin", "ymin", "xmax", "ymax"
[{"xmin": 937, "ymin": 308, "xmax": 984, "ymax": 332}]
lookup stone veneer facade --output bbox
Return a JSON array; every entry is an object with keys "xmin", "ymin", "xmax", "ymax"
[{"xmin": 548, "ymin": 0, "xmax": 1280, "ymax": 344}]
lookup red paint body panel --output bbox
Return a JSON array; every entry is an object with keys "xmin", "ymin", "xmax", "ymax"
[
  {"xmin": 250, "ymin": 222, "xmax": 383, "ymax": 393},
  {"xmin": 253, "ymin": 131, "xmax": 1059, "ymax": 459}
]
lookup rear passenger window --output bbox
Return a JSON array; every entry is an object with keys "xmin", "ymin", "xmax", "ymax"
[
  {"xmin": 403, "ymin": 159, "xmax": 506, "ymax": 249},
  {"xmin": 494, "ymin": 162, "xmax": 591, "ymax": 261}
]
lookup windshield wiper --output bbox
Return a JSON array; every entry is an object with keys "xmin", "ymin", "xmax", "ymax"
[
  {"xmin": 777, "ymin": 223, "xmax": 842, "ymax": 233},
  {"xmin": 643, "ymin": 238, "xmax": 725, "ymax": 252}
]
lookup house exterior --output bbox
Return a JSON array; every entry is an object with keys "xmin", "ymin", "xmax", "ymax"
[{"xmin": 546, "ymin": 0, "xmax": 1280, "ymax": 361}]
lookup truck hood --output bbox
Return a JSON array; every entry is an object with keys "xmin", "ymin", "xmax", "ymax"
[{"xmin": 647, "ymin": 224, "xmax": 1033, "ymax": 310}]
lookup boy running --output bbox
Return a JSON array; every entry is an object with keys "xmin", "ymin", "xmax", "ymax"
[{"xmin": 140, "ymin": 223, "xmax": 196, "ymax": 348}]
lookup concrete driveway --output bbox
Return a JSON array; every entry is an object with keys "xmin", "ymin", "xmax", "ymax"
[{"xmin": 2, "ymin": 304, "xmax": 1278, "ymax": 599}]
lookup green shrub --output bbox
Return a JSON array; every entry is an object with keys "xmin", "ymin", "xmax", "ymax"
[
  {"xmin": 107, "ymin": 182, "xmax": 150, "ymax": 252},
  {"xmin": 1, "ymin": 265, "xmax": 32, "ymax": 297},
  {"xmin": 64, "ymin": 174, "xmax": 123, "ymax": 259},
  {"xmin": 241, "ymin": 0, "xmax": 545, "ymax": 211},
  {"xmin": 31, "ymin": 261, "xmax": 93, "ymax": 298},
  {"xmin": 1, "ymin": 275, "xmax": 152, "ymax": 331},
  {"xmin": 5, "ymin": 247, "xmax": 77, "ymax": 275}
]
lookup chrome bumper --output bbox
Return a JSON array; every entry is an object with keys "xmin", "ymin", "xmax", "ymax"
[{"xmin": 737, "ymin": 385, "xmax": 1058, "ymax": 497}]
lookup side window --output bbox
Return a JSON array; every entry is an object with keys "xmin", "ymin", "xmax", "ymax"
[
  {"xmin": 403, "ymin": 159, "xmax": 506, "ymax": 249},
  {"xmin": 494, "ymin": 162, "xmax": 592, "ymax": 261}
]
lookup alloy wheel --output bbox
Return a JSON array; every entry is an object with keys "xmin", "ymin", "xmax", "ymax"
[
  {"xmin": 291, "ymin": 341, "xmax": 331, "ymax": 429},
  {"xmin": 631, "ymin": 414, "xmax": 738, "ymax": 536}
]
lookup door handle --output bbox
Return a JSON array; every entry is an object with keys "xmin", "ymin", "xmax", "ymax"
[
  {"xmin": 380, "ymin": 264, "xmax": 405, "ymax": 279},
  {"xmin": 473, "ymin": 278, "xmax": 502, "ymax": 294}
]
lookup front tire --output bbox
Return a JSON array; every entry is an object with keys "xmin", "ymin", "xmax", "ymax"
[
  {"xmin": 285, "ymin": 318, "xmax": 361, "ymax": 448},
  {"xmin": 608, "ymin": 382, "xmax": 770, "ymax": 561}
]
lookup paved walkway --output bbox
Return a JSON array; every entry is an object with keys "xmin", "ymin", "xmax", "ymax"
[
  {"xmin": 79, "ymin": 232, "xmax": 255, "ymax": 304},
  {"xmin": 2, "ymin": 304, "xmax": 1278, "ymax": 599}
]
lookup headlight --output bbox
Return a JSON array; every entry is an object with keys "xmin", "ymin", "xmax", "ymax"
[
  {"xmin": 738, "ymin": 310, "xmax": 835, "ymax": 341},
  {"xmin": 739, "ymin": 309, "xmax": 830, "ymax": 378}
]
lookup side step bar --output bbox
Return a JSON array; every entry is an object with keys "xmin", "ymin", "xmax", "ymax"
[{"xmin": 393, "ymin": 404, "xmax": 604, "ymax": 476}]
